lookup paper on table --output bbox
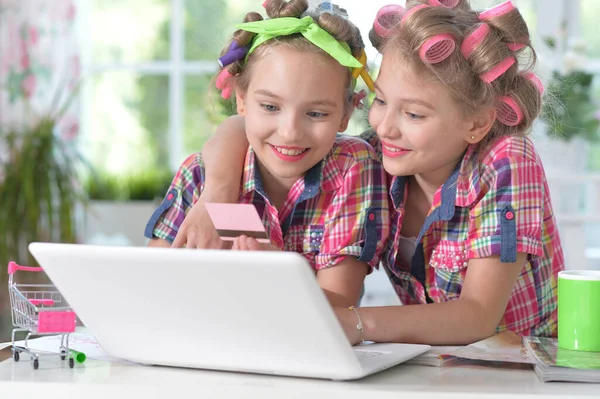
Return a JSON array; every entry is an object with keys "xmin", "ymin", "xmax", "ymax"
[
  {"xmin": 449, "ymin": 330, "xmax": 536, "ymax": 364},
  {"xmin": 405, "ymin": 345, "xmax": 463, "ymax": 367},
  {"xmin": 1, "ymin": 331, "xmax": 117, "ymax": 362},
  {"xmin": 406, "ymin": 331, "xmax": 536, "ymax": 367}
]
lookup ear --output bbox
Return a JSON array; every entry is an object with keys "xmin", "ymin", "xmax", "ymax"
[
  {"xmin": 235, "ymin": 86, "xmax": 247, "ymax": 116},
  {"xmin": 466, "ymin": 107, "xmax": 496, "ymax": 144},
  {"xmin": 338, "ymin": 104, "xmax": 353, "ymax": 132}
]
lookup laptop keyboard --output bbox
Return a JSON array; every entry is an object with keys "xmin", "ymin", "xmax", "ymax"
[{"xmin": 354, "ymin": 350, "xmax": 386, "ymax": 361}]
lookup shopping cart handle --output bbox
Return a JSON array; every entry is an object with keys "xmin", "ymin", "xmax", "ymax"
[
  {"xmin": 30, "ymin": 299, "xmax": 55, "ymax": 306},
  {"xmin": 7, "ymin": 261, "xmax": 44, "ymax": 275}
]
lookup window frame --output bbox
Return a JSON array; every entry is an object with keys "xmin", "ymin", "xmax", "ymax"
[{"xmin": 79, "ymin": 0, "xmax": 567, "ymax": 171}]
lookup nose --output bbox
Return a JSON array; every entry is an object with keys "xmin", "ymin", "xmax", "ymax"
[
  {"xmin": 278, "ymin": 111, "xmax": 304, "ymax": 142},
  {"xmin": 376, "ymin": 110, "xmax": 402, "ymax": 141}
]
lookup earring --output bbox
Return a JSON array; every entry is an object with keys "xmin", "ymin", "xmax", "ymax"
[{"xmin": 471, "ymin": 135, "xmax": 476, "ymax": 140}]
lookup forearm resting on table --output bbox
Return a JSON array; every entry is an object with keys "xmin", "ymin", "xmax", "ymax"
[
  {"xmin": 360, "ymin": 253, "xmax": 527, "ymax": 345},
  {"xmin": 202, "ymin": 115, "xmax": 248, "ymax": 191},
  {"xmin": 360, "ymin": 299, "xmax": 499, "ymax": 345}
]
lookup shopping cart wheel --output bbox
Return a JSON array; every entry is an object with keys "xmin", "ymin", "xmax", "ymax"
[
  {"xmin": 13, "ymin": 350, "xmax": 20, "ymax": 362},
  {"xmin": 33, "ymin": 359, "xmax": 39, "ymax": 370},
  {"xmin": 61, "ymin": 349, "xmax": 67, "ymax": 360},
  {"xmin": 69, "ymin": 358, "xmax": 74, "ymax": 368}
]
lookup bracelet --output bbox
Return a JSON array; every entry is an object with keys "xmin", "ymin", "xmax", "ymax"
[{"xmin": 348, "ymin": 306, "xmax": 364, "ymax": 346}]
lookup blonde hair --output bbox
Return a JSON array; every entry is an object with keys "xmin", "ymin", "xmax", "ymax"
[
  {"xmin": 369, "ymin": 0, "xmax": 542, "ymax": 152},
  {"xmin": 218, "ymin": 0, "xmax": 365, "ymax": 112}
]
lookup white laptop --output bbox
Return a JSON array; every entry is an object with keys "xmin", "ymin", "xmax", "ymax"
[{"xmin": 28, "ymin": 242, "xmax": 430, "ymax": 380}]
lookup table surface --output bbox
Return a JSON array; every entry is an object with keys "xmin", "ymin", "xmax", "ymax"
[{"xmin": 0, "ymin": 351, "xmax": 598, "ymax": 399}]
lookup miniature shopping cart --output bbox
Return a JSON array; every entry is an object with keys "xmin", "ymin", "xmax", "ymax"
[{"xmin": 7, "ymin": 261, "xmax": 77, "ymax": 369}]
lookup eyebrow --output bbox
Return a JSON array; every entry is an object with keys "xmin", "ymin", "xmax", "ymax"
[
  {"xmin": 254, "ymin": 89, "xmax": 338, "ymax": 108},
  {"xmin": 373, "ymin": 83, "xmax": 436, "ymax": 111}
]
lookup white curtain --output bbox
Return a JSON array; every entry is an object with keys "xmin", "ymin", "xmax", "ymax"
[{"xmin": 0, "ymin": 0, "xmax": 80, "ymax": 138}]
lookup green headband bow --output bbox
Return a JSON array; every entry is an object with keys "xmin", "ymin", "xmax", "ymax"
[{"xmin": 235, "ymin": 16, "xmax": 362, "ymax": 69}]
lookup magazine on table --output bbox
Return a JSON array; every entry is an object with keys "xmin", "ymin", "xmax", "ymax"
[
  {"xmin": 407, "ymin": 331, "xmax": 535, "ymax": 367},
  {"xmin": 522, "ymin": 336, "xmax": 600, "ymax": 383}
]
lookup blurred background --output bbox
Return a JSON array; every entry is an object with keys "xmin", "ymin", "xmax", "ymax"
[{"xmin": 1, "ymin": 0, "xmax": 599, "ymax": 341}]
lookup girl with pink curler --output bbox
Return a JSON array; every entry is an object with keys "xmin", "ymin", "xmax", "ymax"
[{"xmin": 176, "ymin": 0, "xmax": 564, "ymax": 345}]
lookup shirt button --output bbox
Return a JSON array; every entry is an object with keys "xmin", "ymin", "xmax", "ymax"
[
  {"xmin": 369, "ymin": 213, "xmax": 375, "ymax": 221},
  {"xmin": 167, "ymin": 193, "xmax": 174, "ymax": 200},
  {"xmin": 505, "ymin": 211, "xmax": 515, "ymax": 220}
]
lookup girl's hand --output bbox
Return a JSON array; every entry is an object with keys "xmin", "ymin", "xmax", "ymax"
[
  {"xmin": 231, "ymin": 235, "xmax": 280, "ymax": 251},
  {"xmin": 172, "ymin": 185, "xmax": 237, "ymax": 249}
]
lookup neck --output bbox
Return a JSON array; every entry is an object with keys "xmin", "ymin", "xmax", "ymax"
[
  {"xmin": 413, "ymin": 158, "xmax": 462, "ymax": 203},
  {"xmin": 256, "ymin": 161, "xmax": 300, "ymax": 210}
]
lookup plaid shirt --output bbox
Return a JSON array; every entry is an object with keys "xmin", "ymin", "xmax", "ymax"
[
  {"xmin": 145, "ymin": 134, "xmax": 389, "ymax": 271},
  {"xmin": 361, "ymin": 130, "xmax": 563, "ymax": 337}
]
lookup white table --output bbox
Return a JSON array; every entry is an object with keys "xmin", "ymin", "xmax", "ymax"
[{"xmin": 0, "ymin": 356, "xmax": 597, "ymax": 398}]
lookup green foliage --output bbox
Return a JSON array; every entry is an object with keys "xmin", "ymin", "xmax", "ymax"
[
  {"xmin": 541, "ymin": 70, "xmax": 600, "ymax": 142},
  {"xmin": 84, "ymin": 169, "xmax": 173, "ymax": 201},
  {"xmin": 0, "ymin": 118, "xmax": 87, "ymax": 268}
]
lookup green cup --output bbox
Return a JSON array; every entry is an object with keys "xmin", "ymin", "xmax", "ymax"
[{"xmin": 558, "ymin": 270, "xmax": 600, "ymax": 352}]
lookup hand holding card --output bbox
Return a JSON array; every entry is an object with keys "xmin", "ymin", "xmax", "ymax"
[{"xmin": 204, "ymin": 203, "xmax": 269, "ymax": 243}]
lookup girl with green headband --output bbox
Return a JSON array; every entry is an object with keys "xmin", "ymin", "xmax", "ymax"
[
  {"xmin": 145, "ymin": 0, "xmax": 389, "ymax": 308},
  {"xmin": 173, "ymin": 0, "xmax": 563, "ymax": 347}
]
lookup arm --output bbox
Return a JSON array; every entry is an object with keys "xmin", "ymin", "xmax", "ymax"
[
  {"xmin": 148, "ymin": 238, "xmax": 171, "ymax": 248},
  {"xmin": 318, "ymin": 258, "xmax": 369, "ymax": 307},
  {"xmin": 315, "ymin": 139, "xmax": 390, "ymax": 308},
  {"xmin": 172, "ymin": 115, "xmax": 250, "ymax": 248},
  {"xmin": 338, "ymin": 253, "xmax": 526, "ymax": 345}
]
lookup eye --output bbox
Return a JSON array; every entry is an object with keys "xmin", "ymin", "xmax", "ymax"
[
  {"xmin": 307, "ymin": 111, "xmax": 328, "ymax": 118},
  {"xmin": 406, "ymin": 112, "xmax": 424, "ymax": 120},
  {"xmin": 373, "ymin": 97, "xmax": 386, "ymax": 106},
  {"xmin": 260, "ymin": 104, "xmax": 279, "ymax": 112}
]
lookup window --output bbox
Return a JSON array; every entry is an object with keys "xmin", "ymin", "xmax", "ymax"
[
  {"xmin": 81, "ymin": 0, "xmax": 255, "ymax": 174},
  {"xmin": 81, "ymin": 0, "xmax": 554, "ymax": 175}
]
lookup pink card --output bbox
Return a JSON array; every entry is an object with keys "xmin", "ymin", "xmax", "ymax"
[{"xmin": 205, "ymin": 203, "xmax": 269, "ymax": 243}]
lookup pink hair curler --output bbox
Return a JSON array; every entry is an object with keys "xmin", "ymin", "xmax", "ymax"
[
  {"xmin": 262, "ymin": 0, "xmax": 269, "ymax": 8},
  {"xmin": 373, "ymin": 4, "xmax": 406, "ymax": 38},
  {"xmin": 215, "ymin": 68, "xmax": 234, "ymax": 99},
  {"xmin": 428, "ymin": 0, "xmax": 460, "ymax": 7},
  {"xmin": 497, "ymin": 96, "xmax": 523, "ymax": 126},
  {"xmin": 419, "ymin": 33, "xmax": 456, "ymax": 64},
  {"xmin": 480, "ymin": 56, "xmax": 515, "ymax": 83},
  {"xmin": 524, "ymin": 72, "xmax": 544, "ymax": 94},
  {"xmin": 354, "ymin": 89, "xmax": 368, "ymax": 109},
  {"xmin": 401, "ymin": 4, "xmax": 430, "ymax": 24},
  {"xmin": 461, "ymin": 23, "xmax": 490, "ymax": 58},
  {"xmin": 507, "ymin": 42, "xmax": 525, "ymax": 51},
  {"xmin": 479, "ymin": 0, "xmax": 515, "ymax": 20}
]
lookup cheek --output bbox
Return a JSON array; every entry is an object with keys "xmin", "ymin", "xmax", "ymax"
[{"xmin": 368, "ymin": 107, "xmax": 381, "ymax": 129}]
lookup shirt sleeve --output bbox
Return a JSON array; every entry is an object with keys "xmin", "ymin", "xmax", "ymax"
[
  {"xmin": 315, "ymin": 142, "xmax": 390, "ymax": 271},
  {"xmin": 465, "ymin": 156, "xmax": 545, "ymax": 262},
  {"xmin": 144, "ymin": 153, "xmax": 205, "ymax": 243}
]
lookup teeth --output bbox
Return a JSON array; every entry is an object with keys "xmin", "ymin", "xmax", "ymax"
[
  {"xmin": 275, "ymin": 147, "xmax": 307, "ymax": 156},
  {"xmin": 384, "ymin": 145, "xmax": 402, "ymax": 153}
]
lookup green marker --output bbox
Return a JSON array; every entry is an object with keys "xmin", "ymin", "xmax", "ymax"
[{"xmin": 70, "ymin": 349, "xmax": 86, "ymax": 363}]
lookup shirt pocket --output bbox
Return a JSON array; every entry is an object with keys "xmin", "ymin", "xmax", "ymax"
[
  {"xmin": 284, "ymin": 224, "xmax": 325, "ymax": 253},
  {"xmin": 429, "ymin": 240, "xmax": 469, "ymax": 301}
]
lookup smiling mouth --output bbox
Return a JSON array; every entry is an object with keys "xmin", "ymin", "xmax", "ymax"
[
  {"xmin": 271, "ymin": 145, "xmax": 309, "ymax": 156},
  {"xmin": 383, "ymin": 145, "xmax": 407, "ymax": 153}
]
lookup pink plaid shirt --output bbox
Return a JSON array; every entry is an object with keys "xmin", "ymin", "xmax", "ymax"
[
  {"xmin": 363, "ymin": 130, "xmax": 564, "ymax": 337},
  {"xmin": 146, "ymin": 135, "xmax": 390, "ymax": 271}
]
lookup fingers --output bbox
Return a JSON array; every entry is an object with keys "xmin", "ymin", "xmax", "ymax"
[{"xmin": 172, "ymin": 224, "xmax": 188, "ymax": 248}]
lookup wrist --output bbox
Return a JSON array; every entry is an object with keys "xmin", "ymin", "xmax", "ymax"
[
  {"xmin": 202, "ymin": 179, "xmax": 239, "ymax": 202},
  {"xmin": 348, "ymin": 306, "xmax": 365, "ymax": 345}
]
